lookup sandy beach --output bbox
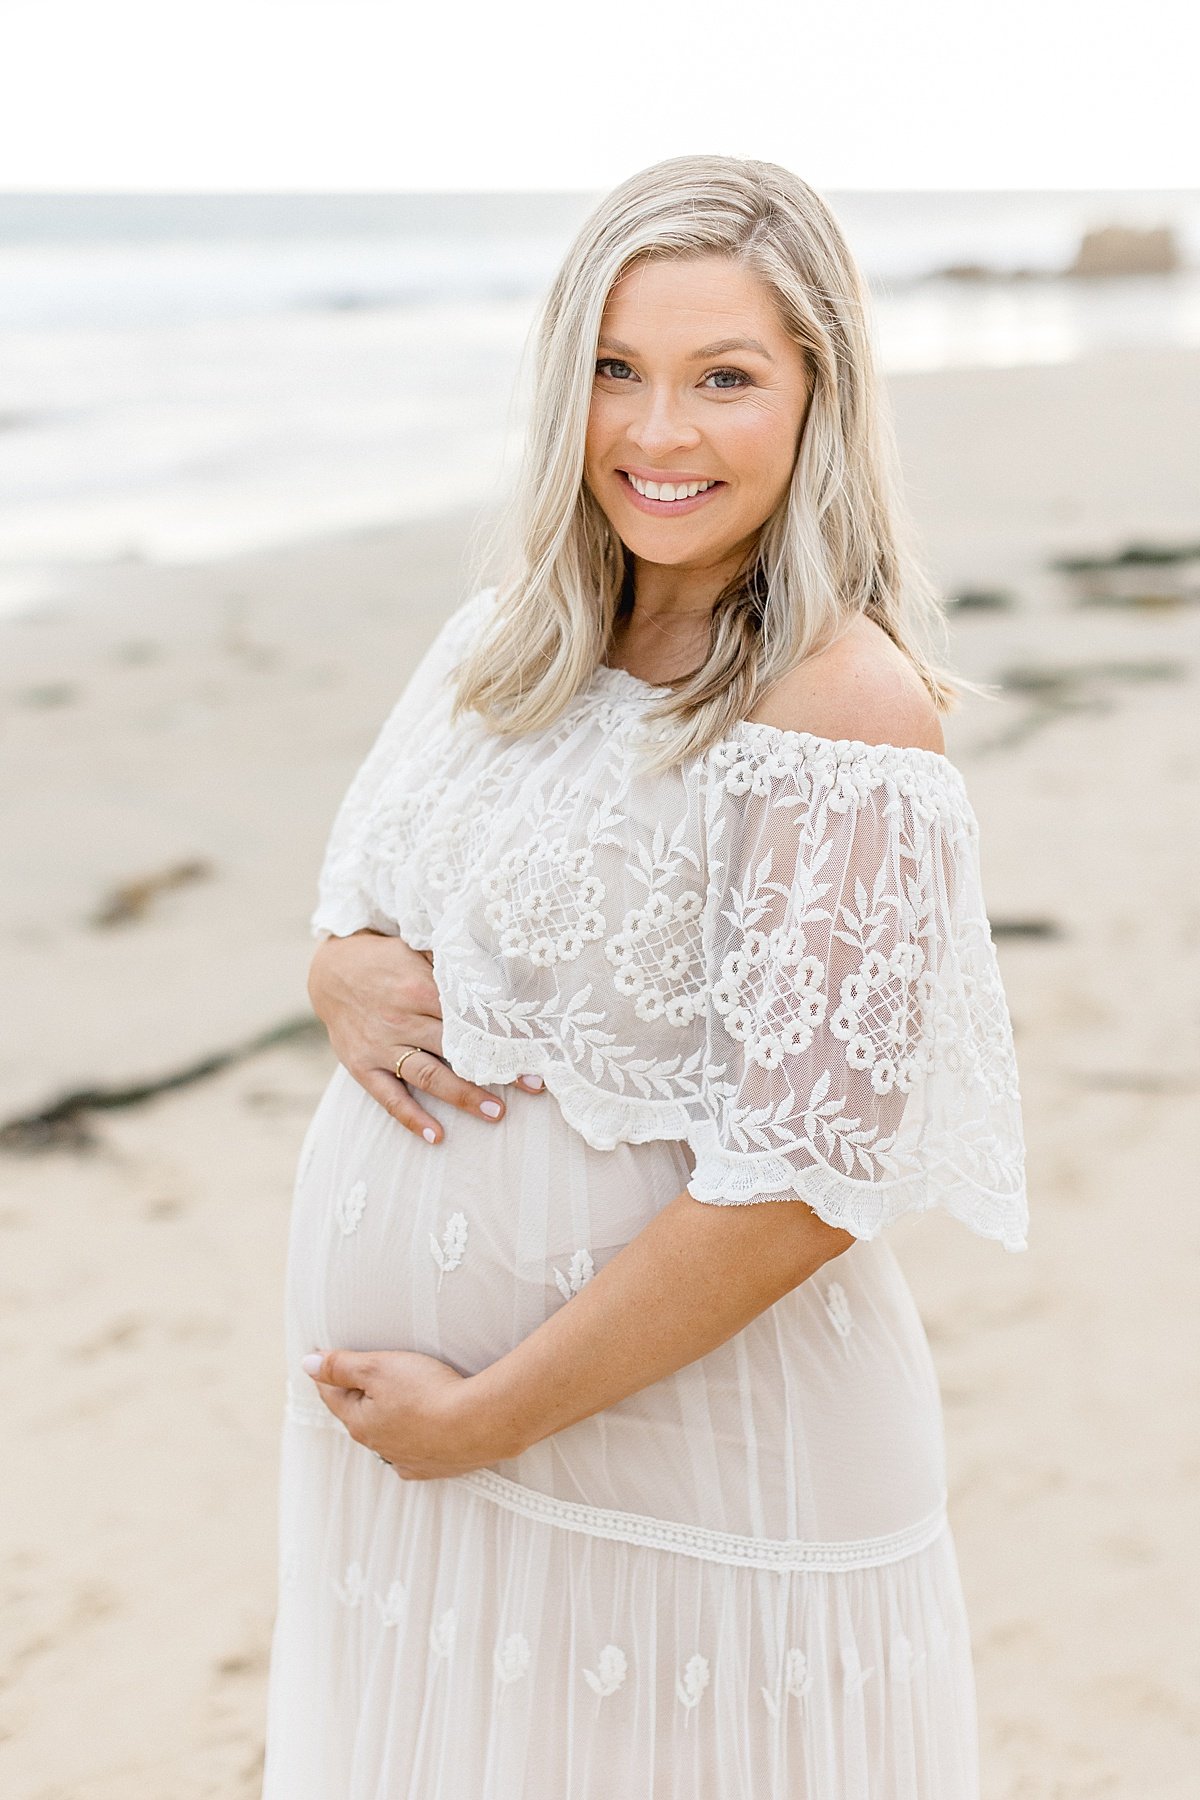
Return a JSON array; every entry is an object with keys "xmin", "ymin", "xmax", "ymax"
[{"xmin": 3, "ymin": 346, "xmax": 1198, "ymax": 1797}]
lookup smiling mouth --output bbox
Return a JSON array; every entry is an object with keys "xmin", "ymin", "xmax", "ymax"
[{"xmin": 618, "ymin": 471, "xmax": 726, "ymax": 510}]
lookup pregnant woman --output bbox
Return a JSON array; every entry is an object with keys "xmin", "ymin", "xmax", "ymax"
[{"xmin": 261, "ymin": 154, "xmax": 1027, "ymax": 1798}]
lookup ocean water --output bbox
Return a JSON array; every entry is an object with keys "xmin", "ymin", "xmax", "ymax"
[{"xmin": 1, "ymin": 190, "xmax": 1198, "ymax": 612}]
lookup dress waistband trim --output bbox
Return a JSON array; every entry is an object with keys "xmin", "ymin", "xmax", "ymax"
[
  {"xmin": 286, "ymin": 1392, "xmax": 949, "ymax": 1573},
  {"xmin": 452, "ymin": 1466, "xmax": 948, "ymax": 1572}
]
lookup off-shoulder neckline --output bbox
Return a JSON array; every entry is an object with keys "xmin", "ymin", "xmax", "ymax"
[{"xmin": 592, "ymin": 663, "xmax": 963, "ymax": 775}]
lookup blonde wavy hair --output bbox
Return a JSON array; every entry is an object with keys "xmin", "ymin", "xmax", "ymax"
[{"xmin": 452, "ymin": 153, "xmax": 964, "ymax": 776}]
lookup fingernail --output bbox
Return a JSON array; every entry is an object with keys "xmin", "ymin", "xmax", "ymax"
[
  {"xmin": 422, "ymin": 1126, "xmax": 437, "ymax": 1143},
  {"xmin": 520, "ymin": 1075, "xmax": 544, "ymax": 1090},
  {"xmin": 301, "ymin": 1353, "xmax": 323, "ymax": 1376},
  {"xmin": 480, "ymin": 1099, "xmax": 502, "ymax": 1117}
]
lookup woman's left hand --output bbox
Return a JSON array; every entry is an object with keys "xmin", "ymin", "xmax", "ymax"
[{"xmin": 301, "ymin": 1348, "xmax": 503, "ymax": 1479}]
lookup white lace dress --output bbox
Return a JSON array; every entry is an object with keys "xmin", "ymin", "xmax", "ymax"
[{"xmin": 261, "ymin": 586, "xmax": 1028, "ymax": 1800}]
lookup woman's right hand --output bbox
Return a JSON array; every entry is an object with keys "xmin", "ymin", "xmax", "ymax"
[{"xmin": 306, "ymin": 929, "xmax": 544, "ymax": 1145}]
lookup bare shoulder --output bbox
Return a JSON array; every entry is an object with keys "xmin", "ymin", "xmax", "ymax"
[{"xmin": 746, "ymin": 616, "xmax": 946, "ymax": 754}]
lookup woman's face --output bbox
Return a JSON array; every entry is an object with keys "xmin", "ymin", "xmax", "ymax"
[{"xmin": 584, "ymin": 254, "xmax": 812, "ymax": 596}]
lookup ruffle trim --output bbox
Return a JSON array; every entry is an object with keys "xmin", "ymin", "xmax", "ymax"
[
  {"xmin": 297, "ymin": 963, "xmax": 1028, "ymax": 1254},
  {"xmin": 284, "ymin": 1388, "xmax": 949, "ymax": 1572},
  {"xmin": 592, "ymin": 665, "xmax": 971, "ymax": 805},
  {"xmin": 684, "ymin": 1123, "xmax": 1028, "ymax": 1253},
  {"xmin": 438, "ymin": 1017, "xmax": 1028, "ymax": 1253}
]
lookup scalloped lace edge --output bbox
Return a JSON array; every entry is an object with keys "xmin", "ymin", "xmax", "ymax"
[
  {"xmin": 440, "ymin": 1011, "xmax": 698, "ymax": 1147},
  {"xmin": 684, "ymin": 1146, "xmax": 1029, "ymax": 1254},
  {"xmin": 440, "ymin": 1015, "xmax": 1028, "ymax": 1253}
]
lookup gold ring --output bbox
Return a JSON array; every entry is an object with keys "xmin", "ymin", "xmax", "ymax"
[{"xmin": 394, "ymin": 1047, "xmax": 421, "ymax": 1081}]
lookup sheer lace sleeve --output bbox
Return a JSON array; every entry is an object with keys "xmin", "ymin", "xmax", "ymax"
[
  {"xmin": 685, "ymin": 730, "xmax": 1028, "ymax": 1251},
  {"xmin": 309, "ymin": 588, "xmax": 494, "ymax": 941}
]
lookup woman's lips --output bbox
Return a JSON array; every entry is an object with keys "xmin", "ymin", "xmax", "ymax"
[{"xmin": 617, "ymin": 471, "xmax": 726, "ymax": 515}]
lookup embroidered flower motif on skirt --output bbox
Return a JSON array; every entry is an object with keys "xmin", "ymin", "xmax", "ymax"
[
  {"xmin": 333, "ymin": 1560, "xmax": 365, "ymax": 1607},
  {"xmin": 761, "ymin": 1646, "xmax": 814, "ymax": 1715},
  {"xmin": 676, "ymin": 1653, "xmax": 711, "ymax": 1723},
  {"xmin": 583, "ymin": 1643, "xmax": 627, "ymax": 1699},
  {"xmin": 823, "ymin": 1281, "xmax": 854, "ymax": 1339},
  {"xmin": 889, "ymin": 1632, "xmax": 924, "ymax": 1683},
  {"xmin": 842, "ymin": 1642, "xmax": 875, "ymax": 1695},
  {"xmin": 494, "ymin": 1633, "xmax": 532, "ymax": 1685},
  {"xmin": 553, "ymin": 1247, "xmax": 595, "ymax": 1299},
  {"xmin": 429, "ymin": 1211, "xmax": 468, "ymax": 1291},
  {"xmin": 785, "ymin": 1646, "xmax": 814, "ymax": 1699},
  {"xmin": 429, "ymin": 1609, "xmax": 457, "ymax": 1660},
  {"xmin": 375, "ymin": 1580, "xmax": 407, "ymax": 1629},
  {"xmin": 335, "ymin": 1179, "xmax": 367, "ymax": 1236}
]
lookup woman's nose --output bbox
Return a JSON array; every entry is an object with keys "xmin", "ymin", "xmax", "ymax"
[{"xmin": 627, "ymin": 386, "xmax": 702, "ymax": 456}]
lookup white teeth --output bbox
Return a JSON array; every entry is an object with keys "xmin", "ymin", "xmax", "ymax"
[{"xmin": 627, "ymin": 474, "xmax": 716, "ymax": 501}]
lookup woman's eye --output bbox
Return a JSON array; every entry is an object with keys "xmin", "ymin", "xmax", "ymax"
[{"xmin": 593, "ymin": 359, "xmax": 750, "ymax": 390}]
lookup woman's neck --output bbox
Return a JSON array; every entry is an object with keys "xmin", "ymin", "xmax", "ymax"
[{"xmin": 605, "ymin": 608, "xmax": 712, "ymax": 686}]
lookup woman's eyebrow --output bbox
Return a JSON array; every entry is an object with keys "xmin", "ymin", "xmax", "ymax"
[{"xmin": 597, "ymin": 334, "xmax": 775, "ymax": 362}]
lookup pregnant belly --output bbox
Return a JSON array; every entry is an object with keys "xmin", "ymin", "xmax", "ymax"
[
  {"xmin": 284, "ymin": 1061, "xmax": 693, "ymax": 1376},
  {"xmin": 285, "ymin": 1063, "xmax": 948, "ymax": 1544}
]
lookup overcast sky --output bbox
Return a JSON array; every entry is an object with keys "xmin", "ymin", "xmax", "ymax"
[{"xmin": 2, "ymin": 0, "xmax": 1196, "ymax": 192}]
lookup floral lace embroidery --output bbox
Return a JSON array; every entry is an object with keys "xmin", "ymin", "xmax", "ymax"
[
  {"xmin": 842, "ymin": 1643, "xmax": 875, "ymax": 1695},
  {"xmin": 483, "ymin": 831, "xmax": 611, "ymax": 967},
  {"xmin": 761, "ymin": 1647, "xmax": 814, "ymax": 1716},
  {"xmin": 429, "ymin": 1211, "xmax": 468, "ymax": 1290},
  {"xmin": 583, "ymin": 1643, "xmax": 628, "ymax": 1698},
  {"xmin": 375, "ymin": 1581, "xmax": 407, "ymax": 1628},
  {"xmin": 429, "ymin": 1609, "xmax": 457, "ymax": 1660},
  {"xmin": 335, "ymin": 1179, "xmax": 367, "ymax": 1236},
  {"xmin": 311, "ymin": 589, "xmax": 1027, "ymax": 1253},
  {"xmin": 603, "ymin": 822, "xmax": 707, "ymax": 1027},
  {"xmin": 889, "ymin": 1633, "xmax": 923, "ymax": 1683},
  {"xmin": 553, "ymin": 1248, "xmax": 595, "ymax": 1299},
  {"xmin": 676, "ymin": 1653, "xmax": 711, "ymax": 1722},
  {"xmin": 712, "ymin": 925, "xmax": 829, "ymax": 1068},
  {"xmin": 829, "ymin": 924, "xmax": 942, "ymax": 1097},
  {"xmin": 333, "ymin": 1561, "xmax": 365, "ymax": 1607},
  {"xmin": 494, "ymin": 1633, "xmax": 532, "ymax": 1684},
  {"xmin": 823, "ymin": 1281, "xmax": 854, "ymax": 1339}
]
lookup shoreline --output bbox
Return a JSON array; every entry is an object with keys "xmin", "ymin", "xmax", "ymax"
[{"xmin": 6, "ymin": 338, "xmax": 1200, "ymax": 632}]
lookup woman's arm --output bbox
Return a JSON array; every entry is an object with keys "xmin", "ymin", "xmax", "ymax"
[
  {"xmin": 305, "ymin": 1186, "xmax": 854, "ymax": 1478},
  {"xmin": 464, "ymin": 1186, "xmax": 854, "ymax": 1458}
]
